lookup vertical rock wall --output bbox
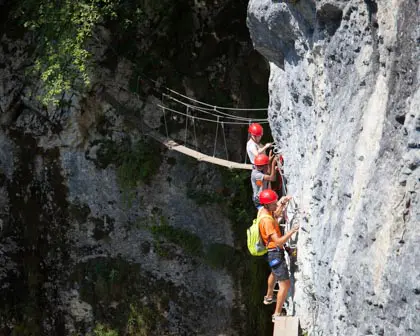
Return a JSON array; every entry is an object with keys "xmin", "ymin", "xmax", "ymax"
[{"xmin": 248, "ymin": 0, "xmax": 419, "ymax": 335}]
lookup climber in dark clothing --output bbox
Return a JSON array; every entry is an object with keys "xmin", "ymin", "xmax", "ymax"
[{"xmin": 251, "ymin": 153, "xmax": 277, "ymax": 209}]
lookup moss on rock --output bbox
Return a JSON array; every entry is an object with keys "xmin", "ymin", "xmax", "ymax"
[{"xmin": 71, "ymin": 257, "xmax": 207, "ymax": 335}]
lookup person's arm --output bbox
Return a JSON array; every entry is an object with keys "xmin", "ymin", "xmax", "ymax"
[
  {"xmin": 263, "ymin": 159, "xmax": 277, "ymax": 182},
  {"xmin": 258, "ymin": 143, "xmax": 272, "ymax": 154},
  {"xmin": 274, "ymin": 195, "xmax": 292, "ymax": 218},
  {"xmin": 270, "ymin": 224, "xmax": 299, "ymax": 247},
  {"xmin": 249, "ymin": 142, "xmax": 272, "ymax": 158}
]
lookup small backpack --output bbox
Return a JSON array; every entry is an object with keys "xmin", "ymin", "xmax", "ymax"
[{"xmin": 247, "ymin": 215, "xmax": 272, "ymax": 256}]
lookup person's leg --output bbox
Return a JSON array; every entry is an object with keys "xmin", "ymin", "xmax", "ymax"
[
  {"xmin": 274, "ymin": 279, "xmax": 290, "ymax": 314},
  {"xmin": 265, "ymin": 272, "xmax": 276, "ymax": 299}
]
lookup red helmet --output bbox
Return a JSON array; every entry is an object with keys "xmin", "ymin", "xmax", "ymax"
[
  {"xmin": 248, "ymin": 123, "xmax": 263, "ymax": 136},
  {"xmin": 254, "ymin": 154, "xmax": 269, "ymax": 166},
  {"xmin": 259, "ymin": 189, "xmax": 278, "ymax": 205}
]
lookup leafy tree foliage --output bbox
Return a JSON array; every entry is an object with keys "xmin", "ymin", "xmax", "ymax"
[
  {"xmin": 10, "ymin": 0, "xmax": 179, "ymax": 105},
  {"xmin": 14, "ymin": 0, "xmax": 119, "ymax": 105}
]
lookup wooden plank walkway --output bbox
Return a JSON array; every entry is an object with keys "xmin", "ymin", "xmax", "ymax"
[
  {"xmin": 146, "ymin": 130, "xmax": 253, "ymax": 170},
  {"xmin": 273, "ymin": 316, "xmax": 299, "ymax": 336}
]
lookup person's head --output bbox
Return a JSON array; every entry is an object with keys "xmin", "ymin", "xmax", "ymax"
[
  {"xmin": 259, "ymin": 189, "xmax": 278, "ymax": 212},
  {"xmin": 254, "ymin": 154, "xmax": 269, "ymax": 172},
  {"xmin": 248, "ymin": 123, "xmax": 263, "ymax": 143}
]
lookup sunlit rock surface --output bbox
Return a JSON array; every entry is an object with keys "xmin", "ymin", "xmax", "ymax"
[{"xmin": 248, "ymin": 0, "xmax": 419, "ymax": 335}]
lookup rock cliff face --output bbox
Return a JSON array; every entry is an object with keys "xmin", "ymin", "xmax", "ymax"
[
  {"xmin": 248, "ymin": 0, "xmax": 419, "ymax": 335},
  {"xmin": 0, "ymin": 1, "xmax": 271, "ymax": 335}
]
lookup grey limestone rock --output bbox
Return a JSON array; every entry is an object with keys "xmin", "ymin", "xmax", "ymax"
[{"xmin": 248, "ymin": 0, "xmax": 419, "ymax": 335}]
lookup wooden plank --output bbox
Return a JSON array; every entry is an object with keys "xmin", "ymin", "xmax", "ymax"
[
  {"xmin": 146, "ymin": 130, "xmax": 253, "ymax": 170},
  {"xmin": 273, "ymin": 316, "xmax": 299, "ymax": 336}
]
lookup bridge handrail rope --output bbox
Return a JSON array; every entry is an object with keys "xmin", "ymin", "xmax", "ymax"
[
  {"xmin": 158, "ymin": 104, "xmax": 261, "ymax": 125},
  {"xmin": 163, "ymin": 93, "xmax": 268, "ymax": 122},
  {"xmin": 188, "ymin": 103, "xmax": 269, "ymax": 123},
  {"xmin": 165, "ymin": 86, "xmax": 268, "ymax": 111},
  {"xmin": 134, "ymin": 73, "xmax": 268, "ymax": 112}
]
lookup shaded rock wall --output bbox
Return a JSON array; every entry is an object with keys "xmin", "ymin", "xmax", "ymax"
[
  {"xmin": 0, "ymin": 1, "xmax": 271, "ymax": 335},
  {"xmin": 248, "ymin": 0, "xmax": 419, "ymax": 335}
]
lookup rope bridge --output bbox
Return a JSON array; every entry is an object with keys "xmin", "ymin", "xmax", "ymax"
[{"xmin": 145, "ymin": 85, "xmax": 269, "ymax": 170}]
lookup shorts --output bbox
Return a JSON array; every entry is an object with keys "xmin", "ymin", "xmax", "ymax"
[
  {"xmin": 253, "ymin": 196, "xmax": 261, "ymax": 209},
  {"xmin": 267, "ymin": 249, "xmax": 289, "ymax": 281}
]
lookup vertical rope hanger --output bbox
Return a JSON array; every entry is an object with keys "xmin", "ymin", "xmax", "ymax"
[
  {"xmin": 244, "ymin": 119, "xmax": 252, "ymax": 164},
  {"xmin": 184, "ymin": 106, "xmax": 189, "ymax": 145},
  {"xmin": 162, "ymin": 106, "xmax": 169, "ymax": 139},
  {"xmin": 221, "ymin": 122, "xmax": 229, "ymax": 160},
  {"xmin": 213, "ymin": 116, "xmax": 220, "ymax": 157},
  {"xmin": 192, "ymin": 116, "xmax": 198, "ymax": 150}
]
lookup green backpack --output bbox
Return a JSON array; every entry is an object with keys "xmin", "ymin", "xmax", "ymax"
[{"xmin": 247, "ymin": 215, "xmax": 272, "ymax": 256}]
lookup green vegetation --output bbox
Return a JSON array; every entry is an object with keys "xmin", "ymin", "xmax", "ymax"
[
  {"xmin": 116, "ymin": 139, "xmax": 161, "ymax": 188},
  {"xmin": 220, "ymin": 169, "xmax": 255, "ymax": 231},
  {"xmin": 13, "ymin": 0, "xmax": 118, "ymax": 105},
  {"xmin": 11, "ymin": 0, "xmax": 176, "ymax": 105},
  {"xmin": 11, "ymin": 321, "xmax": 41, "ymax": 336},
  {"xmin": 91, "ymin": 136, "xmax": 162, "ymax": 204},
  {"xmin": 147, "ymin": 167, "xmax": 272, "ymax": 334},
  {"xmin": 186, "ymin": 186, "xmax": 222, "ymax": 205},
  {"xmin": 71, "ymin": 257, "xmax": 182, "ymax": 335},
  {"xmin": 204, "ymin": 243, "xmax": 240, "ymax": 272},
  {"xmin": 92, "ymin": 324, "xmax": 118, "ymax": 336},
  {"xmin": 125, "ymin": 304, "xmax": 154, "ymax": 336},
  {"xmin": 150, "ymin": 220, "xmax": 203, "ymax": 256},
  {"xmin": 219, "ymin": 168, "xmax": 273, "ymax": 335}
]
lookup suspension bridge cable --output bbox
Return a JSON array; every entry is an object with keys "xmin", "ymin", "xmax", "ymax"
[
  {"xmin": 157, "ymin": 104, "xmax": 263, "ymax": 125},
  {"xmin": 187, "ymin": 103, "xmax": 269, "ymax": 123},
  {"xmin": 163, "ymin": 93, "xmax": 268, "ymax": 122},
  {"xmin": 165, "ymin": 86, "xmax": 268, "ymax": 111},
  {"xmin": 135, "ymin": 73, "xmax": 268, "ymax": 112}
]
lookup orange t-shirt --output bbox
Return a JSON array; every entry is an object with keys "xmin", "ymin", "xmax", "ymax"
[{"xmin": 259, "ymin": 212, "xmax": 282, "ymax": 249}]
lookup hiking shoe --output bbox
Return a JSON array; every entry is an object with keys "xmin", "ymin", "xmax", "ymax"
[
  {"xmin": 272, "ymin": 308, "xmax": 288, "ymax": 322},
  {"xmin": 263, "ymin": 296, "xmax": 276, "ymax": 305}
]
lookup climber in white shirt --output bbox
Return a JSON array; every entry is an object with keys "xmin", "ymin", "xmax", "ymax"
[{"xmin": 246, "ymin": 123, "xmax": 273, "ymax": 164}]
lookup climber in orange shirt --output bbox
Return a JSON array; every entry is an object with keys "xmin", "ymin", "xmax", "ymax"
[{"xmin": 258, "ymin": 189, "xmax": 299, "ymax": 322}]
